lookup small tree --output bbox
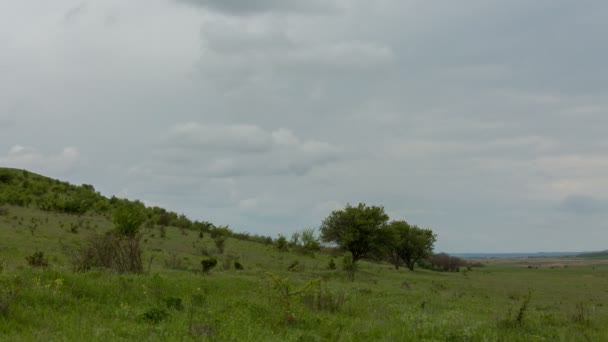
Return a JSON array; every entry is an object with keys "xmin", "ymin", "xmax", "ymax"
[
  {"xmin": 300, "ymin": 228, "xmax": 321, "ymax": 254},
  {"xmin": 320, "ymin": 203, "xmax": 389, "ymax": 263},
  {"xmin": 112, "ymin": 201, "xmax": 146, "ymax": 238},
  {"xmin": 386, "ymin": 220, "xmax": 436, "ymax": 271},
  {"xmin": 210, "ymin": 226, "xmax": 230, "ymax": 254}
]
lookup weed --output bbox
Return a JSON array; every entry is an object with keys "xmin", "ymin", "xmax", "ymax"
[
  {"xmin": 572, "ymin": 301, "xmax": 590, "ymax": 325},
  {"xmin": 266, "ymin": 272, "xmax": 319, "ymax": 324},
  {"xmin": 288, "ymin": 260, "xmax": 300, "ymax": 272},
  {"xmin": 499, "ymin": 290, "xmax": 533, "ymax": 328},
  {"xmin": 0, "ymin": 288, "xmax": 19, "ymax": 318},
  {"xmin": 302, "ymin": 281, "xmax": 346, "ymax": 313},
  {"xmin": 342, "ymin": 255, "xmax": 357, "ymax": 282}
]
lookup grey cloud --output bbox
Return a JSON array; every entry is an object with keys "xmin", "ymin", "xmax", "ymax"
[
  {"xmin": 64, "ymin": 3, "xmax": 87, "ymax": 23},
  {"xmin": 168, "ymin": 122, "xmax": 274, "ymax": 153},
  {"xmin": 156, "ymin": 122, "xmax": 341, "ymax": 177},
  {"xmin": 178, "ymin": 0, "xmax": 337, "ymax": 15},
  {"xmin": 0, "ymin": 119, "xmax": 16, "ymax": 129},
  {"xmin": 557, "ymin": 195, "xmax": 604, "ymax": 215}
]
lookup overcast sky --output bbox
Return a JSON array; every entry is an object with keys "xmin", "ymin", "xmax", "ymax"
[{"xmin": 1, "ymin": 0, "xmax": 607, "ymax": 252}]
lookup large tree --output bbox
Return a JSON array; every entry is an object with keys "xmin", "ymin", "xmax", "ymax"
[
  {"xmin": 386, "ymin": 220, "xmax": 436, "ymax": 271},
  {"xmin": 320, "ymin": 203, "xmax": 389, "ymax": 262}
]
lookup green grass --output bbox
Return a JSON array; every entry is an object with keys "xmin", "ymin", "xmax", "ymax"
[{"xmin": 2, "ymin": 205, "xmax": 608, "ymax": 341}]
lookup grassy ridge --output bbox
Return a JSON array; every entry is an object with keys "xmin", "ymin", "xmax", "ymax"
[{"xmin": 1, "ymin": 170, "xmax": 608, "ymax": 340}]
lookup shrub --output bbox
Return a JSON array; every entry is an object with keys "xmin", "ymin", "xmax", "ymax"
[
  {"xmin": 164, "ymin": 253, "xmax": 187, "ymax": 271},
  {"xmin": 26, "ymin": 251, "xmax": 49, "ymax": 267},
  {"xmin": 275, "ymin": 234, "xmax": 288, "ymax": 252},
  {"xmin": 302, "ymin": 281, "xmax": 346, "ymax": 313},
  {"xmin": 211, "ymin": 226, "xmax": 230, "ymax": 254},
  {"xmin": 266, "ymin": 272, "xmax": 319, "ymax": 324},
  {"xmin": 426, "ymin": 253, "xmax": 479, "ymax": 272},
  {"xmin": 0, "ymin": 288, "xmax": 19, "ymax": 318},
  {"xmin": 113, "ymin": 201, "xmax": 146, "ymax": 238},
  {"xmin": 71, "ymin": 233, "xmax": 143, "ymax": 274},
  {"xmin": 201, "ymin": 258, "xmax": 217, "ymax": 274},
  {"xmin": 141, "ymin": 308, "xmax": 170, "ymax": 324},
  {"xmin": 165, "ymin": 297, "xmax": 184, "ymax": 311}
]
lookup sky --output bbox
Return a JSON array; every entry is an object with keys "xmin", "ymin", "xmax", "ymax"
[{"xmin": 1, "ymin": 0, "xmax": 607, "ymax": 253}]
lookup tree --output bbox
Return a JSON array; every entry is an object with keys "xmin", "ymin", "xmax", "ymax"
[
  {"xmin": 386, "ymin": 220, "xmax": 436, "ymax": 271},
  {"xmin": 320, "ymin": 203, "xmax": 389, "ymax": 262},
  {"xmin": 210, "ymin": 225, "xmax": 231, "ymax": 254},
  {"xmin": 112, "ymin": 201, "xmax": 146, "ymax": 238}
]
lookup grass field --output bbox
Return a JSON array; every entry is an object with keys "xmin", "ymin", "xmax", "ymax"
[{"xmin": 1, "ymin": 205, "xmax": 608, "ymax": 341}]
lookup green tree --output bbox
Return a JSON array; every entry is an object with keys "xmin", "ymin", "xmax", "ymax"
[
  {"xmin": 319, "ymin": 203, "xmax": 389, "ymax": 262},
  {"xmin": 112, "ymin": 201, "xmax": 146, "ymax": 238},
  {"xmin": 386, "ymin": 220, "xmax": 436, "ymax": 271}
]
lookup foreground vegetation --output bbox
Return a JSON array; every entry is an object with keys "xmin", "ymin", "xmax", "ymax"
[{"xmin": 2, "ymin": 168, "xmax": 608, "ymax": 340}]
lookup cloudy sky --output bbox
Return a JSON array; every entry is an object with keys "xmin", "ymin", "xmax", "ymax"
[{"xmin": 1, "ymin": 0, "xmax": 607, "ymax": 252}]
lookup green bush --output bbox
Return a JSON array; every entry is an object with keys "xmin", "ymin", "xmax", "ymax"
[
  {"xmin": 141, "ymin": 308, "xmax": 170, "ymax": 324},
  {"xmin": 26, "ymin": 251, "xmax": 49, "ymax": 267},
  {"xmin": 201, "ymin": 258, "xmax": 217, "ymax": 274}
]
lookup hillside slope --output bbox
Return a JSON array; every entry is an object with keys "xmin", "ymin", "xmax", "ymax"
[{"xmin": 1, "ymin": 168, "xmax": 608, "ymax": 341}]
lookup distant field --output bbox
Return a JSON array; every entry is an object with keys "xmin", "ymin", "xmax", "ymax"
[{"xmin": 1, "ymin": 205, "xmax": 607, "ymax": 341}]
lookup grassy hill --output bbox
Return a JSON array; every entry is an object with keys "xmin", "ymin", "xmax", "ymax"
[{"xmin": 1, "ymin": 168, "xmax": 608, "ymax": 340}]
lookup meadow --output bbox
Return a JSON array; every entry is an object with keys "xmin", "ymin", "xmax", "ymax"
[{"xmin": 1, "ymin": 204, "xmax": 608, "ymax": 341}]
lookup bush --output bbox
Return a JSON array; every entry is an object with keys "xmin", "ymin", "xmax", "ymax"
[
  {"xmin": 275, "ymin": 234, "xmax": 288, "ymax": 252},
  {"xmin": 112, "ymin": 201, "xmax": 146, "ymax": 238},
  {"xmin": 302, "ymin": 281, "xmax": 346, "ymax": 313},
  {"xmin": 164, "ymin": 253, "xmax": 187, "ymax": 271},
  {"xmin": 71, "ymin": 233, "xmax": 143, "ymax": 274},
  {"xmin": 426, "ymin": 253, "xmax": 478, "ymax": 272},
  {"xmin": 201, "ymin": 258, "xmax": 217, "ymax": 274},
  {"xmin": 141, "ymin": 308, "xmax": 170, "ymax": 324},
  {"xmin": 26, "ymin": 251, "xmax": 49, "ymax": 267},
  {"xmin": 165, "ymin": 297, "xmax": 184, "ymax": 311}
]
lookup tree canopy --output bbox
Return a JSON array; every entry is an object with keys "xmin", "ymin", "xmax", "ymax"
[
  {"xmin": 385, "ymin": 220, "xmax": 436, "ymax": 271},
  {"xmin": 112, "ymin": 201, "xmax": 147, "ymax": 238},
  {"xmin": 320, "ymin": 203, "xmax": 389, "ymax": 262}
]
